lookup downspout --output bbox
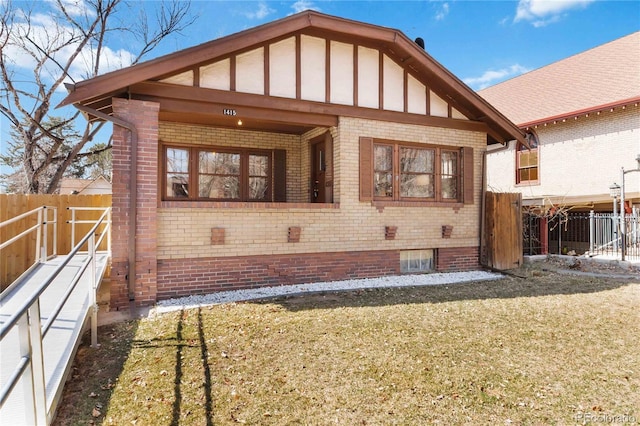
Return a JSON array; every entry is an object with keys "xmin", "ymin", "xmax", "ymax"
[
  {"xmin": 480, "ymin": 140, "xmax": 512, "ymax": 267},
  {"xmin": 74, "ymin": 103, "xmax": 138, "ymax": 302}
]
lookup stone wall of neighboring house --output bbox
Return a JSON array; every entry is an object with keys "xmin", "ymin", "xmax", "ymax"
[{"xmin": 486, "ymin": 106, "xmax": 640, "ymax": 203}]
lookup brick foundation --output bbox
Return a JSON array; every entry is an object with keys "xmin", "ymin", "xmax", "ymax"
[
  {"xmin": 156, "ymin": 246, "xmax": 480, "ymax": 301},
  {"xmin": 157, "ymin": 250, "xmax": 399, "ymax": 300},
  {"xmin": 437, "ymin": 246, "xmax": 480, "ymax": 271}
]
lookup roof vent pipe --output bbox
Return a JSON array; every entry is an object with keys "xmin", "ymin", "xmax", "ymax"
[{"xmin": 415, "ymin": 37, "xmax": 425, "ymax": 49}]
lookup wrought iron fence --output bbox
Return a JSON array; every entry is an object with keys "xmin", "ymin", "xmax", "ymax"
[
  {"xmin": 522, "ymin": 210, "xmax": 639, "ymax": 260},
  {"xmin": 523, "ymin": 212, "xmax": 543, "ymax": 255}
]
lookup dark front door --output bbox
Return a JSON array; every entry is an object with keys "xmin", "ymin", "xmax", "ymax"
[{"xmin": 312, "ymin": 141, "xmax": 326, "ymax": 203}]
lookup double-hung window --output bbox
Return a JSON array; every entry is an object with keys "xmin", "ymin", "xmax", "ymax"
[
  {"xmin": 361, "ymin": 137, "xmax": 472, "ymax": 204},
  {"xmin": 163, "ymin": 145, "xmax": 286, "ymax": 202},
  {"xmin": 516, "ymin": 133, "xmax": 539, "ymax": 184}
]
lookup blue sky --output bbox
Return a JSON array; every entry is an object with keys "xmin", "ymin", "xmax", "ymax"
[
  {"xmin": 1, "ymin": 0, "xmax": 639, "ymax": 185},
  {"xmin": 177, "ymin": 0, "xmax": 640, "ymax": 90}
]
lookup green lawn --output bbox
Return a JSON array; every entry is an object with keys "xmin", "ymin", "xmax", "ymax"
[{"xmin": 55, "ymin": 273, "xmax": 639, "ymax": 425}]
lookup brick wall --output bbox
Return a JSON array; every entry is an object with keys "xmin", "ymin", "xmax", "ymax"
[
  {"xmin": 157, "ymin": 117, "xmax": 486, "ymax": 262},
  {"xmin": 437, "ymin": 247, "xmax": 480, "ymax": 271},
  {"xmin": 486, "ymin": 107, "xmax": 640, "ymax": 202},
  {"xmin": 156, "ymin": 250, "xmax": 400, "ymax": 300},
  {"xmin": 113, "ymin": 113, "xmax": 486, "ymax": 307},
  {"xmin": 112, "ymin": 98, "xmax": 160, "ymax": 309},
  {"xmin": 156, "ymin": 246, "xmax": 479, "ymax": 300}
]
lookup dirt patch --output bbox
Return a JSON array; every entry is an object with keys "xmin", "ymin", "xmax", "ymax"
[
  {"xmin": 524, "ymin": 255, "xmax": 640, "ymax": 276},
  {"xmin": 53, "ymin": 321, "xmax": 138, "ymax": 425}
]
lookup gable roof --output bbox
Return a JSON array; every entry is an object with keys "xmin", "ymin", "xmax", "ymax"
[
  {"xmin": 479, "ymin": 31, "xmax": 640, "ymax": 127},
  {"xmin": 59, "ymin": 176, "xmax": 111, "ymax": 194},
  {"xmin": 60, "ymin": 11, "xmax": 524, "ymax": 145}
]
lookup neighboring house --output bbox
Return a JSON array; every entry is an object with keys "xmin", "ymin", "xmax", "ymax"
[
  {"xmin": 482, "ymin": 32, "xmax": 640, "ymax": 215},
  {"xmin": 60, "ymin": 11, "xmax": 524, "ymax": 309},
  {"xmin": 59, "ymin": 176, "xmax": 112, "ymax": 194}
]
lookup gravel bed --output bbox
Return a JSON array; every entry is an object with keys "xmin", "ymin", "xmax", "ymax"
[{"xmin": 151, "ymin": 270, "xmax": 503, "ymax": 315}]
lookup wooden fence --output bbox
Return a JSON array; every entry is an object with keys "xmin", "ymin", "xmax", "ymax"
[
  {"xmin": 485, "ymin": 192, "xmax": 523, "ymax": 270},
  {"xmin": 0, "ymin": 194, "xmax": 111, "ymax": 290}
]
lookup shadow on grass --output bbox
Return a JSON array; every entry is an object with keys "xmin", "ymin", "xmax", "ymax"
[
  {"xmin": 198, "ymin": 307, "xmax": 214, "ymax": 426},
  {"xmin": 130, "ymin": 308, "xmax": 213, "ymax": 426},
  {"xmin": 170, "ymin": 309, "xmax": 184, "ymax": 426},
  {"xmin": 52, "ymin": 320, "xmax": 140, "ymax": 425},
  {"xmin": 255, "ymin": 273, "xmax": 638, "ymax": 312}
]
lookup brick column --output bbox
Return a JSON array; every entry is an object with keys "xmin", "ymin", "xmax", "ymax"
[
  {"xmin": 111, "ymin": 98, "xmax": 160, "ymax": 309},
  {"xmin": 540, "ymin": 217, "xmax": 548, "ymax": 255}
]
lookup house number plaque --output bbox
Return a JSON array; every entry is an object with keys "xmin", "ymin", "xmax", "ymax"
[{"xmin": 223, "ymin": 108, "xmax": 237, "ymax": 116}]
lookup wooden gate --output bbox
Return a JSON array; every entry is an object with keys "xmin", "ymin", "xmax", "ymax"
[{"xmin": 485, "ymin": 192, "xmax": 523, "ymax": 270}]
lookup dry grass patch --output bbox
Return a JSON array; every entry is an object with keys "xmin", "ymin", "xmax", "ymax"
[{"xmin": 55, "ymin": 273, "xmax": 639, "ymax": 425}]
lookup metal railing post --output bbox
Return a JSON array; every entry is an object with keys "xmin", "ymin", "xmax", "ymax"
[
  {"xmin": 70, "ymin": 207, "xmax": 76, "ymax": 250},
  {"xmin": 42, "ymin": 206, "xmax": 48, "ymax": 261},
  {"xmin": 17, "ymin": 314, "xmax": 37, "ymax": 425},
  {"xmin": 52, "ymin": 207, "xmax": 58, "ymax": 257},
  {"xmin": 107, "ymin": 208, "xmax": 112, "ymax": 255},
  {"xmin": 620, "ymin": 167, "xmax": 626, "ymax": 261},
  {"xmin": 35, "ymin": 208, "xmax": 43, "ymax": 264},
  {"xmin": 589, "ymin": 210, "xmax": 595, "ymax": 255},
  {"xmin": 28, "ymin": 301, "xmax": 47, "ymax": 425},
  {"xmin": 633, "ymin": 207, "xmax": 638, "ymax": 245},
  {"xmin": 89, "ymin": 234, "xmax": 98, "ymax": 348}
]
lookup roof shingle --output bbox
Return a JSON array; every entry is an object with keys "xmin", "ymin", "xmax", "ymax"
[{"xmin": 478, "ymin": 31, "xmax": 640, "ymax": 126}]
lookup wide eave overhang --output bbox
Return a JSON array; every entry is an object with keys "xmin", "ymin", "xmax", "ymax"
[{"xmin": 59, "ymin": 11, "xmax": 525, "ymax": 144}]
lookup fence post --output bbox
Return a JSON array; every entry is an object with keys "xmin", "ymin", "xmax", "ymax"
[
  {"xmin": 633, "ymin": 207, "xmax": 638, "ymax": 245},
  {"xmin": 589, "ymin": 210, "xmax": 594, "ymax": 255}
]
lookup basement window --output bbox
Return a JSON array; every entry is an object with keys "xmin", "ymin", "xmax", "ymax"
[{"xmin": 400, "ymin": 249, "xmax": 435, "ymax": 273}]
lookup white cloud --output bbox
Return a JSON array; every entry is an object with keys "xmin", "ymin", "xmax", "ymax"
[
  {"xmin": 4, "ymin": 5, "xmax": 134, "ymax": 88},
  {"xmin": 435, "ymin": 3, "xmax": 450, "ymax": 21},
  {"xmin": 44, "ymin": 0, "xmax": 96, "ymax": 18},
  {"xmin": 243, "ymin": 2, "xmax": 275, "ymax": 20},
  {"xmin": 514, "ymin": 0, "xmax": 594, "ymax": 26},
  {"xmin": 291, "ymin": 0, "xmax": 320, "ymax": 14},
  {"xmin": 463, "ymin": 64, "xmax": 531, "ymax": 90}
]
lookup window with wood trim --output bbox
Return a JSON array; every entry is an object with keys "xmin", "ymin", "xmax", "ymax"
[
  {"xmin": 163, "ymin": 145, "xmax": 286, "ymax": 202},
  {"xmin": 516, "ymin": 132, "xmax": 539, "ymax": 184},
  {"xmin": 360, "ymin": 137, "xmax": 473, "ymax": 204}
]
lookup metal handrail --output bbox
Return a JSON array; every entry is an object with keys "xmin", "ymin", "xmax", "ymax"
[
  {"xmin": 0, "ymin": 206, "xmax": 57, "ymax": 260},
  {"xmin": 68, "ymin": 206, "xmax": 111, "ymax": 253},
  {"xmin": 0, "ymin": 207, "xmax": 111, "ymax": 425}
]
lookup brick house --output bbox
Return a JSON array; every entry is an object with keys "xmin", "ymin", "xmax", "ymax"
[
  {"xmin": 482, "ymin": 32, "xmax": 639, "ymax": 212},
  {"xmin": 481, "ymin": 31, "xmax": 640, "ymax": 254},
  {"xmin": 61, "ymin": 11, "xmax": 524, "ymax": 309}
]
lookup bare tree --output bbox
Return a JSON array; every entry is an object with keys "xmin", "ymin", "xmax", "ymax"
[{"xmin": 0, "ymin": 0, "xmax": 194, "ymax": 193}]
